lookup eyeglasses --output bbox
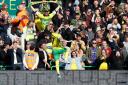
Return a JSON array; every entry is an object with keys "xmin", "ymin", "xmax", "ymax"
[
  {"xmin": 49, "ymin": 23, "xmax": 53, "ymax": 25},
  {"xmin": 92, "ymin": 42, "xmax": 97, "ymax": 44},
  {"xmin": 93, "ymin": 43, "xmax": 97, "ymax": 44}
]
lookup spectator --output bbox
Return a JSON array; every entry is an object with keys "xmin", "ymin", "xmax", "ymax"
[
  {"xmin": 11, "ymin": 4, "xmax": 29, "ymax": 35},
  {"xmin": 80, "ymin": 0, "xmax": 89, "ymax": 17},
  {"xmin": 124, "ymin": 3, "xmax": 128, "ymax": 14},
  {"xmin": 105, "ymin": 0, "xmax": 116, "ymax": 15},
  {"xmin": 91, "ymin": 9, "xmax": 102, "ymax": 31},
  {"xmin": 78, "ymin": 20, "xmax": 88, "ymax": 32},
  {"xmin": 122, "ymin": 26, "xmax": 128, "ymax": 70},
  {"xmin": 87, "ymin": 26, "xmax": 94, "ymax": 43},
  {"xmin": 31, "ymin": 2, "xmax": 61, "ymax": 31},
  {"xmin": 23, "ymin": 21, "xmax": 36, "ymax": 42},
  {"xmin": 98, "ymin": 49, "xmax": 109, "ymax": 70},
  {"xmin": 0, "ymin": 3, "xmax": 9, "ymax": 33},
  {"xmin": 95, "ymin": 26, "xmax": 104, "ymax": 46},
  {"xmin": 21, "ymin": 21, "xmax": 36, "ymax": 50},
  {"xmin": 52, "ymin": 11, "xmax": 63, "ymax": 27},
  {"xmin": 85, "ymin": 9, "xmax": 93, "ymax": 26},
  {"xmin": 86, "ymin": 39, "xmax": 101, "ymax": 68},
  {"xmin": 107, "ymin": 27, "xmax": 120, "ymax": 51},
  {"xmin": 71, "ymin": 33, "xmax": 86, "ymax": 52},
  {"xmin": 71, "ymin": 13, "xmax": 82, "ymax": 28},
  {"xmin": 109, "ymin": 50, "xmax": 124, "ymax": 70},
  {"xmin": 107, "ymin": 18, "xmax": 121, "ymax": 32},
  {"xmin": 61, "ymin": 40, "xmax": 71, "ymax": 62},
  {"xmin": 25, "ymin": 41, "xmax": 35, "ymax": 51},
  {"xmin": 123, "ymin": 35, "xmax": 128, "ymax": 57},
  {"xmin": 37, "ymin": 21, "xmax": 55, "ymax": 44},
  {"xmin": 63, "ymin": 8, "xmax": 72, "ymax": 23},
  {"xmin": 101, "ymin": 40, "xmax": 112, "ymax": 57},
  {"xmin": 79, "ymin": 31, "xmax": 88, "ymax": 46},
  {"xmin": 8, "ymin": 41, "xmax": 23, "ymax": 70},
  {"xmin": 93, "ymin": 0, "xmax": 100, "ymax": 11},
  {"xmin": 65, "ymin": 50, "xmax": 84, "ymax": 70},
  {"xmin": 59, "ymin": 40, "xmax": 71, "ymax": 70},
  {"xmin": 0, "ymin": 44, "xmax": 11, "ymax": 69},
  {"xmin": 37, "ymin": 40, "xmax": 50, "ymax": 70},
  {"xmin": 60, "ymin": 22, "xmax": 75, "ymax": 44},
  {"xmin": 23, "ymin": 43, "xmax": 39, "ymax": 70},
  {"xmin": 119, "ymin": 23, "xmax": 127, "ymax": 43}
]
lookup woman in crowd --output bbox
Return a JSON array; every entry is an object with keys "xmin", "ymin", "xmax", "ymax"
[
  {"xmin": 65, "ymin": 50, "xmax": 84, "ymax": 70},
  {"xmin": 98, "ymin": 49, "xmax": 109, "ymax": 70}
]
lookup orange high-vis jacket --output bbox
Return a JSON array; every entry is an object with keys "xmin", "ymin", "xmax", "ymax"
[
  {"xmin": 24, "ymin": 50, "xmax": 39, "ymax": 70},
  {"xmin": 12, "ymin": 9, "xmax": 29, "ymax": 32}
]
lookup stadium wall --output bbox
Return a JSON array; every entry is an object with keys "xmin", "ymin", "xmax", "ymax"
[{"xmin": 0, "ymin": 71, "xmax": 128, "ymax": 85}]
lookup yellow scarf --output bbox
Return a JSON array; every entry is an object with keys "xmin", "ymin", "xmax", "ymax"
[{"xmin": 70, "ymin": 59, "xmax": 77, "ymax": 70}]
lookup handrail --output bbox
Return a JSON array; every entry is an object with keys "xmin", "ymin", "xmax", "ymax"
[
  {"xmin": 0, "ymin": 65, "xmax": 12, "ymax": 70},
  {"xmin": 82, "ymin": 66, "xmax": 95, "ymax": 68}
]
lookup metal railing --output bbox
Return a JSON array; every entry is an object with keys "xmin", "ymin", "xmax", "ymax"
[
  {"xmin": 0, "ymin": 65, "xmax": 12, "ymax": 70},
  {"xmin": 50, "ymin": 61, "xmax": 95, "ymax": 70}
]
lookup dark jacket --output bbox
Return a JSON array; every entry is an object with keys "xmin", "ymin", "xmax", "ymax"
[
  {"xmin": 0, "ymin": 49, "xmax": 12, "ymax": 70},
  {"xmin": 38, "ymin": 49, "xmax": 49, "ymax": 69},
  {"xmin": 60, "ymin": 28, "xmax": 75, "ymax": 41},
  {"xmin": 8, "ymin": 48, "xmax": 23, "ymax": 66},
  {"xmin": 0, "ymin": 50, "xmax": 7, "ymax": 65}
]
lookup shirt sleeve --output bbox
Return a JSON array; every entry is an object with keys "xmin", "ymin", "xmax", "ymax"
[
  {"xmin": 49, "ymin": 11, "xmax": 56, "ymax": 18},
  {"xmin": 36, "ymin": 11, "xmax": 45, "ymax": 18}
]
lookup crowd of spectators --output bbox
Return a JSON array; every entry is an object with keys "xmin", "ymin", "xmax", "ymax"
[{"xmin": 0, "ymin": 0, "xmax": 128, "ymax": 71}]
